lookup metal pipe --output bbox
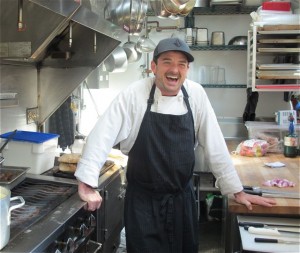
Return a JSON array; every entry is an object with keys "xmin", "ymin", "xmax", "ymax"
[
  {"xmin": 145, "ymin": 16, "xmax": 150, "ymax": 77},
  {"xmin": 17, "ymin": 0, "xmax": 24, "ymax": 31},
  {"xmin": 69, "ymin": 22, "xmax": 73, "ymax": 48},
  {"xmin": 93, "ymin": 32, "xmax": 97, "ymax": 53},
  {"xmin": 156, "ymin": 26, "xmax": 179, "ymax": 32}
]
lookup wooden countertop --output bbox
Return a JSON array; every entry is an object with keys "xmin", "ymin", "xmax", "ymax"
[{"xmin": 226, "ymin": 140, "xmax": 300, "ymax": 215}]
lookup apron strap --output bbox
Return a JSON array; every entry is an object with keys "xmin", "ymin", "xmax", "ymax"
[
  {"xmin": 181, "ymin": 85, "xmax": 196, "ymax": 145},
  {"xmin": 147, "ymin": 84, "xmax": 156, "ymax": 111}
]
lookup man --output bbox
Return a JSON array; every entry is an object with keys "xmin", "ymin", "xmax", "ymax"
[{"xmin": 75, "ymin": 37, "xmax": 275, "ymax": 252}]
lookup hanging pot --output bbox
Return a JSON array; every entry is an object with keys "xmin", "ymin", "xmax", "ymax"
[
  {"xmin": 150, "ymin": 0, "xmax": 171, "ymax": 18},
  {"xmin": 179, "ymin": 0, "xmax": 196, "ymax": 17},
  {"xmin": 173, "ymin": 0, "xmax": 190, "ymax": 5},
  {"xmin": 135, "ymin": 35, "xmax": 156, "ymax": 53},
  {"xmin": 0, "ymin": 186, "xmax": 25, "ymax": 250},
  {"xmin": 116, "ymin": 0, "xmax": 147, "ymax": 34},
  {"xmin": 162, "ymin": 0, "xmax": 187, "ymax": 14},
  {"xmin": 123, "ymin": 37, "xmax": 142, "ymax": 63},
  {"xmin": 104, "ymin": 46, "xmax": 128, "ymax": 73}
]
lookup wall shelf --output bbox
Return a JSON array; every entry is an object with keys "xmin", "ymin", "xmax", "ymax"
[
  {"xmin": 192, "ymin": 5, "xmax": 258, "ymax": 15},
  {"xmin": 202, "ymin": 84, "xmax": 247, "ymax": 88},
  {"xmin": 190, "ymin": 45, "xmax": 247, "ymax": 51},
  {"xmin": 0, "ymin": 99, "xmax": 19, "ymax": 108}
]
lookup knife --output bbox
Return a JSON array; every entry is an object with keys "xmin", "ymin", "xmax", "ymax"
[
  {"xmin": 243, "ymin": 186, "xmax": 299, "ymax": 195},
  {"xmin": 239, "ymin": 221, "xmax": 300, "ymax": 228},
  {"xmin": 243, "ymin": 189, "xmax": 300, "ymax": 199},
  {"xmin": 244, "ymin": 226, "xmax": 300, "ymax": 235},
  {"xmin": 255, "ymin": 237, "xmax": 300, "ymax": 244}
]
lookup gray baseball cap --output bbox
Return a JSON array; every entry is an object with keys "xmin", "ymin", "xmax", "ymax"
[{"xmin": 153, "ymin": 37, "xmax": 194, "ymax": 62}]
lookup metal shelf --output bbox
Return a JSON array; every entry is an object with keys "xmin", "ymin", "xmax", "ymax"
[
  {"xmin": 254, "ymin": 84, "xmax": 300, "ymax": 91},
  {"xmin": 190, "ymin": 45, "xmax": 247, "ymax": 51},
  {"xmin": 247, "ymin": 25, "xmax": 300, "ymax": 92},
  {"xmin": 192, "ymin": 5, "xmax": 258, "ymax": 15},
  {"xmin": 147, "ymin": 5, "xmax": 258, "ymax": 16},
  {"xmin": 202, "ymin": 84, "xmax": 247, "ymax": 88}
]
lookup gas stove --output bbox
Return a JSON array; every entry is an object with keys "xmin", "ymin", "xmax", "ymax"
[{"xmin": 1, "ymin": 165, "xmax": 125, "ymax": 253}]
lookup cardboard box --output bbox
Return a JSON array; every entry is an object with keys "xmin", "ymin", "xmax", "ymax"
[{"xmin": 0, "ymin": 131, "xmax": 59, "ymax": 174}]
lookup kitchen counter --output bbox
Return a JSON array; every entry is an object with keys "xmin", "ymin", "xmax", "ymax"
[
  {"xmin": 224, "ymin": 140, "xmax": 300, "ymax": 252},
  {"xmin": 228, "ymin": 153, "xmax": 300, "ymax": 215}
]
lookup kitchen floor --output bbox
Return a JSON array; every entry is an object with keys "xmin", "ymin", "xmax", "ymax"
[
  {"xmin": 198, "ymin": 218, "xmax": 223, "ymax": 253},
  {"xmin": 116, "ymin": 203, "xmax": 223, "ymax": 253}
]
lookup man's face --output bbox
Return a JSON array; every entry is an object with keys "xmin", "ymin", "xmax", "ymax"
[{"xmin": 151, "ymin": 51, "xmax": 189, "ymax": 96}]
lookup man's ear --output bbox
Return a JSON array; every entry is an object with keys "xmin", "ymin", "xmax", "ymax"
[{"xmin": 150, "ymin": 60, "xmax": 156, "ymax": 74}]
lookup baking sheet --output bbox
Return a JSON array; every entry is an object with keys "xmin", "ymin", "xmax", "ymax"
[
  {"xmin": 257, "ymin": 64, "xmax": 300, "ymax": 70},
  {"xmin": 258, "ymin": 30, "xmax": 300, "ymax": 34},
  {"xmin": 258, "ymin": 48, "xmax": 300, "ymax": 53},
  {"xmin": 256, "ymin": 70, "xmax": 300, "ymax": 79},
  {"xmin": 238, "ymin": 215, "xmax": 300, "ymax": 252},
  {"xmin": 259, "ymin": 38, "xmax": 300, "ymax": 44},
  {"xmin": 0, "ymin": 166, "xmax": 29, "ymax": 189}
]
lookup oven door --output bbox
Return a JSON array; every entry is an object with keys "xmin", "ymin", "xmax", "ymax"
[{"xmin": 93, "ymin": 169, "xmax": 125, "ymax": 252}]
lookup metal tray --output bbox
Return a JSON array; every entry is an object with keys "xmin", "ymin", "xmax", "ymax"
[{"xmin": 0, "ymin": 166, "xmax": 29, "ymax": 189}]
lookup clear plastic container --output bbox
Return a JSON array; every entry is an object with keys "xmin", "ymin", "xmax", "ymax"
[{"xmin": 245, "ymin": 121, "xmax": 300, "ymax": 153}]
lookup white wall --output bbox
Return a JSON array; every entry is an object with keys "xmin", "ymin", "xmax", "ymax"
[{"xmin": 80, "ymin": 14, "xmax": 292, "ymax": 137}]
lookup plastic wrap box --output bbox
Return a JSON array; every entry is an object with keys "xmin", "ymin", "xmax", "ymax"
[
  {"xmin": 245, "ymin": 121, "xmax": 300, "ymax": 153},
  {"xmin": 0, "ymin": 131, "xmax": 59, "ymax": 174}
]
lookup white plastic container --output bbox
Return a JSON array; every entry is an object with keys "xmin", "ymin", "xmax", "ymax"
[{"xmin": 0, "ymin": 131, "xmax": 59, "ymax": 174}]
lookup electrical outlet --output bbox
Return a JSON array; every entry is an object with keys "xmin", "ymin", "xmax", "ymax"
[{"xmin": 26, "ymin": 107, "xmax": 38, "ymax": 124}]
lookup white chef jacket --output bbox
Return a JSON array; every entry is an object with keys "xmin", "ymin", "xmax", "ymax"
[{"xmin": 75, "ymin": 77, "xmax": 243, "ymax": 195}]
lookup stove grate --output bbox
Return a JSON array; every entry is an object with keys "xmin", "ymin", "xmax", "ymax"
[{"xmin": 10, "ymin": 178, "xmax": 77, "ymax": 241}]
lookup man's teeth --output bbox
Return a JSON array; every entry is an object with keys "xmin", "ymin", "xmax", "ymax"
[{"xmin": 167, "ymin": 76, "xmax": 178, "ymax": 80}]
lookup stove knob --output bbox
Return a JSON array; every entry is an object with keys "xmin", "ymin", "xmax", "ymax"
[
  {"xmin": 88, "ymin": 214, "xmax": 96, "ymax": 228},
  {"xmin": 65, "ymin": 238, "xmax": 75, "ymax": 253},
  {"xmin": 80, "ymin": 224, "xmax": 88, "ymax": 237}
]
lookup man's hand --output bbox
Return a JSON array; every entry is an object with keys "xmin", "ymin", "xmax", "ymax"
[
  {"xmin": 234, "ymin": 191, "xmax": 276, "ymax": 210},
  {"xmin": 78, "ymin": 181, "xmax": 102, "ymax": 211}
]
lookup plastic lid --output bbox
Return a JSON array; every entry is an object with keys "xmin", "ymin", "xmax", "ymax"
[{"xmin": 0, "ymin": 130, "xmax": 59, "ymax": 143}]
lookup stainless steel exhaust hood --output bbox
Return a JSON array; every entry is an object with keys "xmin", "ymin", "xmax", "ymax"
[
  {"xmin": 0, "ymin": 0, "xmax": 127, "ymax": 124},
  {"xmin": 0, "ymin": 0, "xmax": 125, "ymax": 67}
]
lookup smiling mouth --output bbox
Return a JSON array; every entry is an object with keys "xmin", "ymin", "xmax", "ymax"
[{"xmin": 166, "ymin": 74, "xmax": 179, "ymax": 82}]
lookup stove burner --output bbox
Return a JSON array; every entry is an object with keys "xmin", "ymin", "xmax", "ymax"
[{"xmin": 10, "ymin": 178, "xmax": 77, "ymax": 241}]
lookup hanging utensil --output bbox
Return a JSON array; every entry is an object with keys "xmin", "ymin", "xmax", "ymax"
[{"xmin": 0, "ymin": 130, "xmax": 17, "ymax": 154}]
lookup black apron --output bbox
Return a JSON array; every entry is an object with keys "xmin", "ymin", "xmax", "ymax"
[{"xmin": 124, "ymin": 84, "xmax": 198, "ymax": 253}]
